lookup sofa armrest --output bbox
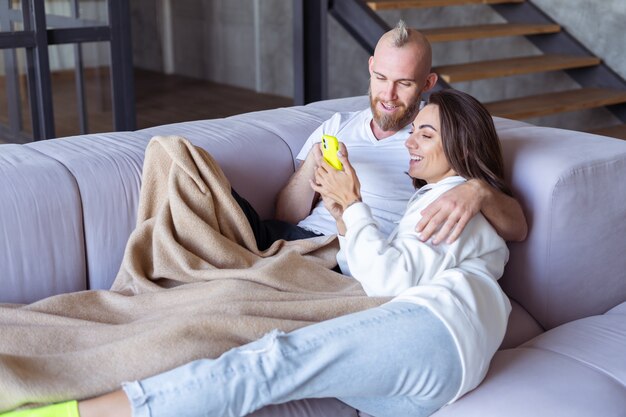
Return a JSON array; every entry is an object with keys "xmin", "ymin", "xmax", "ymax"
[{"xmin": 498, "ymin": 126, "xmax": 626, "ymax": 329}]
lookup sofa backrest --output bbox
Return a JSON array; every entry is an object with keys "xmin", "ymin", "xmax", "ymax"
[
  {"xmin": 25, "ymin": 132, "xmax": 149, "ymax": 295},
  {"xmin": 0, "ymin": 99, "xmax": 360, "ymax": 297},
  {"xmin": 21, "ymin": 119, "xmax": 307, "ymax": 293},
  {"xmin": 0, "ymin": 144, "xmax": 86, "ymax": 303},
  {"xmin": 1, "ymin": 96, "xmax": 624, "ymax": 332}
]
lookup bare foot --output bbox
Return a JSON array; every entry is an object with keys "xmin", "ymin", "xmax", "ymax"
[{"xmin": 78, "ymin": 390, "xmax": 131, "ymax": 417}]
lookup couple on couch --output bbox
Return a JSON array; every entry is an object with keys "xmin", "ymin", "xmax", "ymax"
[{"xmin": 2, "ymin": 21, "xmax": 527, "ymax": 417}]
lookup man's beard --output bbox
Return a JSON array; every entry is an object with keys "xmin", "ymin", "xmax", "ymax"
[{"xmin": 369, "ymin": 88, "xmax": 421, "ymax": 132}]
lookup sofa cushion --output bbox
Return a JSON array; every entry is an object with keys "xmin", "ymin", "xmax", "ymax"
[
  {"xmin": 224, "ymin": 97, "xmax": 369, "ymax": 165},
  {"xmin": 229, "ymin": 106, "xmax": 335, "ymax": 161},
  {"xmin": 0, "ymin": 144, "xmax": 86, "ymax": 303},
  {"xmin": 137, "ymin": 117, "xmax": 295, "ymax": 221},
  {"xmin": 432, "ymin": 301, "xmax": 626, "ymax": 417},
  {"xmin": 27, "ymin": 133, "xmax": 149, "ymax": 291}
]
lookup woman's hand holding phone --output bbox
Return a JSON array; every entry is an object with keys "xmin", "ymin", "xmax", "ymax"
[{"xmin": 311, "ymin": 142, "xmax": 362, "ymax": 214}]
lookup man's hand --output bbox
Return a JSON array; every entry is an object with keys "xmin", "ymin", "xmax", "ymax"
[
  {"xmin": 416, "ymin": 180, "xmax": 483, "ymax": 245},
  {"xmin": 416, "ymin": 179, "xmax": 527, "ymax": 244},
  {"xmin": 311, "ymin": 140, "xmax": 324, "ymax": 166}
]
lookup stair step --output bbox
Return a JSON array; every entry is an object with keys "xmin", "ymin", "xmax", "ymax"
[
  {"xmin": 484, "ymin": 88, "xmax": 626, "ymax": 120},
  {"xmin": 367, "ymin": 0, "xmax": 524, "ymax": 10},
  {"xmin": 434, "ymin": 54, "xmax": 601, "ymax": 83},
  {"xmin": 422, "ymin": 23, "xmax": 560, "ymax": 42},
  {"xmin": 588, "ymin": 124, "xmax": 626, "ymax": 140}
]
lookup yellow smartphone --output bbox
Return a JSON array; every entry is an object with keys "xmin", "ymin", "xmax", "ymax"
[{"xmin": 322, "ymin": 134, "xmax": 343, "ymax": 170}]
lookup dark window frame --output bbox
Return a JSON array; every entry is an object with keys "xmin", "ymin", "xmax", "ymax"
[{"xmin": 0, "ymin": 0, "xmax": 135, "ymax": 142}]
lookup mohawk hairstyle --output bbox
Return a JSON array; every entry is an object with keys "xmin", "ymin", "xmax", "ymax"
[{"xmin": 391, "ymin": 20, "xmax": 410, "ymax": 47}]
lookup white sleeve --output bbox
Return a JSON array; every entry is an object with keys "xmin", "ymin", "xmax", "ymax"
[{"xmin": 341, "ymin": 202, "xmax": 458, "ymax": 297}]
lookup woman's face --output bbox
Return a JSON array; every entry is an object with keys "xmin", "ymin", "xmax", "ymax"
[{"xmin": 405, "ymin": 104, "xmax": 456, "ymax": 184}]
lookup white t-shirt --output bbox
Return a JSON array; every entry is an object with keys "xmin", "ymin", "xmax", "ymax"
[
  {"xmin": 296, "ymin": 109, "xmax": 416, "ymax": 236},
  {"xmin": 338, "ymin": 176, "xmax": 511, "ymax": 403}
]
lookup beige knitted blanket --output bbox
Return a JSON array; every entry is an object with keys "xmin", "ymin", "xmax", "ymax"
[{"xmin": 0, "ymin": 135, "xmax": 388, "ymax": 410}]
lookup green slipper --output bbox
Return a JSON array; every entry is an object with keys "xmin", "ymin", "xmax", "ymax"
[{"xmin": 0, "ymin": 401, "xmax": 79, "ymax": 417}]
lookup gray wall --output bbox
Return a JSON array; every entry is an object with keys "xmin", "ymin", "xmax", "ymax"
[
  {"xmin": 131, "ymin": 0, "xmax": 626, "ymax": 130},
  {"xmin": 131, "ymin": 0, "xmax": 292, "ymax": 98},
  {"xmin": 534, "ymin": 0, "xmax": 626, "ymax": 81},
  {"xmin": 131, "ymin": 0, "xmax": 163, "ymax": 72}
]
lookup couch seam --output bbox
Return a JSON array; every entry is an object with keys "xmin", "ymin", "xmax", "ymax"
[
  {"xmin": 520, "ymin": 345, "xmax": 626, "ymax": 389},
  {"xmin": 25, "ymin": 145, "xmax": 90, "ymax": 290}
]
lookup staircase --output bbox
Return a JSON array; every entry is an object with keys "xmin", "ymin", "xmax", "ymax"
[{"xmin": 294, "ymin": 0, "xmax": 626, "ymax": 140}]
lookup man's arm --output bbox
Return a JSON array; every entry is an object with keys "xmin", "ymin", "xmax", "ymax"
[
  {"xmin": 416, "ymin": 179, "xmax": 527, "ymax": 244},
  {"xmin": 274, "ymin": 147, "xmax": 321, "ymax": 224}
]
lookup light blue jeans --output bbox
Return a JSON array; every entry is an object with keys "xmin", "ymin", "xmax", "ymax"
[{"xmin": 122, "ymin": 302, "xmax": 462, "ymax": 417}]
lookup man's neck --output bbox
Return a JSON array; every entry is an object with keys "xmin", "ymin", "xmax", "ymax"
[{"xmin": 370, "ymin": 119, "xmax": 400, "ymax": 141}]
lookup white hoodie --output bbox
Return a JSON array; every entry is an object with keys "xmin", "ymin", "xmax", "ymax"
[{"xmin": 337, "ymin": 176, "xmax": 511, "ymax": 402}]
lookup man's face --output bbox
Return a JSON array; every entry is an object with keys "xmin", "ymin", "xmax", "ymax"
[{"xmin": 368, "ymin": 44, "xmax": 426, "ymax": 133}]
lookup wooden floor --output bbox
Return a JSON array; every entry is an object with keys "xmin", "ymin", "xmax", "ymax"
[
  {"xmin": 0, "ymin": 69, "xmax": 293, "ymax": 144},
  {"xmin": 134, "ymin": 69, "xmax": 293, "ymax": 129},
  {"xmin": 3, "ymin": 69, "xmax": 625, "ymax": 143}
]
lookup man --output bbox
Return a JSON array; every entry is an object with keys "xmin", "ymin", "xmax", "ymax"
[{"xmin": 274, "ymin": 21, "xmax": 526, "ymax": 245}]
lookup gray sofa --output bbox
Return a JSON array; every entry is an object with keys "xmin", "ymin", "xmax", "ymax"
[{"xmin": 1, "ymin": 96, "xmax": 625, "ymax": 416}]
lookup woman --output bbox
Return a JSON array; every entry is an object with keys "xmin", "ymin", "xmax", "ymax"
[{"xmin": 2, "ymin": 89, "xmax": 512, "ymax": 417}]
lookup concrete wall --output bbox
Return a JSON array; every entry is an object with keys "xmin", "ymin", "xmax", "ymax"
[
  {"xmin": 534, "ymin": 0, "xmax": 626, "ymax": 81},
  {"xmin": 130, "ymin": 0, "xmax": 163, "ymax": 73},
  {"xmin": 131, "ymin": 0, "xmax": 626, "ymax": 130},
  {"xmin": 131, "ymin": 0, "xmax": 292, "ymax": 98}
]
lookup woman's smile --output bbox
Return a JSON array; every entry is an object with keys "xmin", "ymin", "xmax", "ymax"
[{"xmin": 405, "ymin": 104, "xmax": 456, "ymax": 184}]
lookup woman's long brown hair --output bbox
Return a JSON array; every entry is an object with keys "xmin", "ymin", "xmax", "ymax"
[{"xmin": 412, "ymin": 89, "xmax": 512, "ymax": 196}]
